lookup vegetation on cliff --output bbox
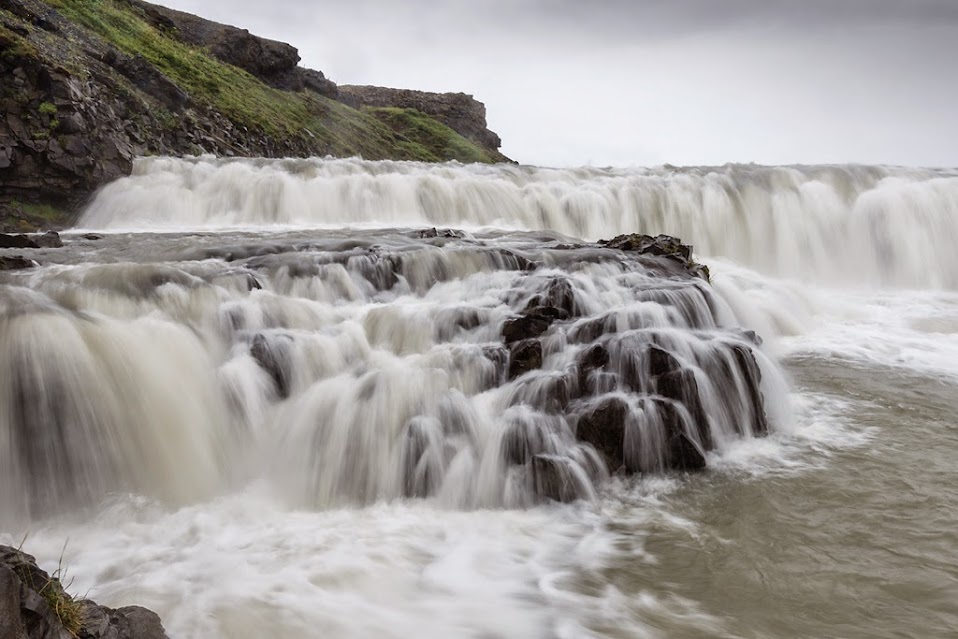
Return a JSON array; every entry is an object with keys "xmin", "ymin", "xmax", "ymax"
[{"xmin": 0, "ymin": 0, "xmax": 507, "ymax": 230}]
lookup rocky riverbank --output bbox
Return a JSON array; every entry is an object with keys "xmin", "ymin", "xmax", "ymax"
[
  {"xmin": 0, "ymin": 545, "xmax": 168, "ymax": 639},
  {"xmin": 0, "ymin": 0, "xmax": 510, "ymax": 231}
]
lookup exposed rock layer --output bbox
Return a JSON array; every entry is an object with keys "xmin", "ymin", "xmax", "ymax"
[{"xmin": 0, "ymin": 545, "xmax": 170, "ymax": 639}]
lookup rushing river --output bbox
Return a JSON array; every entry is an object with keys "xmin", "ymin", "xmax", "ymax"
[{"xmin": 2, "ymin": 159, "xmax": 957, "ymax": 638}]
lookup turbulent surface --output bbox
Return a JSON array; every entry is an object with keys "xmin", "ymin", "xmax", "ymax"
[{"xmin": 2, "ymin": 158, "xmax": 958, "ymax": 638}]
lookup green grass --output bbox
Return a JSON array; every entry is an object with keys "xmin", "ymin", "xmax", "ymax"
[
  {"xmin": 38, "ymin": 101, "xmax": 57, "ymax": 115},
  {"xmin": 365, "ymin": 106, "xmax": 496, "ymax": 163},
  {"xmin": 46, "ymin": 0, "xmax": 312, "ymax": 137},
  {"xmin": 15, "ymin": 199, "xmax": 63, "ymax": 220}
]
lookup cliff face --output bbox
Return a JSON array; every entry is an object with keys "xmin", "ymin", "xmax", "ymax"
[
  {"xmin": 339, "ymin": 86, "xmax": 505, "ymax": 159},
  {"xmin": 0, "ymin": 0, "xmax": 510, "ymax": 230}
]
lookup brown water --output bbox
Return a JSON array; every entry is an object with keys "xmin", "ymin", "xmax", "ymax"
[{"xmin": 3, "ymin": 158, "xmax": 958, "ymax": 638}]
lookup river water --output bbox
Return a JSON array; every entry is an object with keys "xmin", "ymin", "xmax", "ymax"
[{"xmin": 2, "ymin": 159, "xmax": 956, "ymax": 638}]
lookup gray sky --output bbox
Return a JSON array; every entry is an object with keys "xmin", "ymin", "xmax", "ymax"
[{"xmin": 160, "ymin": 0, "xmax": 958, "ymax": 168}]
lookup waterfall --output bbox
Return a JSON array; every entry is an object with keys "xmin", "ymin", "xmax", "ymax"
[
  {"xmin": 0, "ymin": 227, "xmax": 788, "ymax": 521},
  {"xmin": 80, "ymin": 157, "xmax": 958, "ymax": 289}
]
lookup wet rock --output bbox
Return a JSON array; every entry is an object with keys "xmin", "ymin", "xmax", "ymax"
[
  {"xmin": 639, "ymin": 398, "xmax": 708, "ymax": 471},
  {"xmin": 0, "ymin": 256, "xmax": 36, "ymax": 270},
  {"xmin": 598, "ymin": 233, "xmax": 709, "ymax": 281},
  {"xmin": 500, "ymin": 417, "xmax": 549, "ymax": 466},
  {"xmin": 0, "ymin": 566, "xmax": 27, "ymax": 639},
  {"xmin": 81, "ymin": 234, "xmax": 104, "ymax": 241},
  {"xmin": 0, "ymin": 545, "xmax": 170, "ymax": 639},
  {"xmin": 508, "ymin": 338, "xmax": 542, "ymax": 380},
  {"xmin": 575, "ymin": 397, "xmax": 629, "ymax": 472},
  {"xmin": 250, "ymin": 333, "xmax": 293, "ymax": 398},
  {"xmin": 575, "ymin": 343, "xmax": 609, "ymax": 394},
  {"xmin": 532, "ymin": 454, "xmax": 590, "ymax": 503},
  {"xmin": 34, "ymin": 231, "xmax": 62, "ymax": 248},
  {"xmin": 600, "ymin": 233, "xmax": 691, "ymax": 260},
  {"xmin": 0, "ymin": 233, "xmax": 38, "ymax": 249},
  {"xmin": 417, "ymin": 227, "xmax": 464, "ymax": 239},
  {"xmin": 657, "ymin": 368, "xmax": 711, "ymax": 449},
  {"xmin": 502, "ymin": 314, "xmax": 552, "ymax": 344}
]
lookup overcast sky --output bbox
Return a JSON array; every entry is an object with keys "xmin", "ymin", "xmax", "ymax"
[{"xmin": 160, "ymin": 0, "xmax": 958, "ymax": 168}]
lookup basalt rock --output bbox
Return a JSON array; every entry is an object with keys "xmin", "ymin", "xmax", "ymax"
[
  {"xmin": 600, "ymin": 233, "xmax": 711, "ymax": 281},
  {"xmin": 250, "ymin": 333, "xmax": 294, "ymax": 399},
  {"xmin": 0, "ymin": 545, "xmax": 170, "ymax": 639},
  {"xmin": 0, "ymin": 0, "xmax": 504, "ymax": 227},
  {"xmin": 34, "ymin": 231, "xmax": 61, "ymax": 248},
  {"xmin": 0, "ymin": 234, "xmax": 38, "ymax": 249},
  {"xmin": 0, "ymin": 256, "xmax": 36, "ymax": 270},
  {"xmin": 508, "ymin": 338, "xmax": 542, "ymax": 380},
  {"xmin": 575, "ymin": 397, "xmax": 630, "ymax": 472},
  {"xmin": 338, "ymin": 85, "xmax": 505, "ymax": 157}
]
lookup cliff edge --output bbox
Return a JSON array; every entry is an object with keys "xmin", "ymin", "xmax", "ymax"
[{"xmin": 0, "ymin": 0, "xmax": 510, "ymax": 231}]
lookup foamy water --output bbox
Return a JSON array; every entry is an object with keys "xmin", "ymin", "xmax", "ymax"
[{"xmin": 3, "ymin": 158, "xmax": 957, "ymax": 638}]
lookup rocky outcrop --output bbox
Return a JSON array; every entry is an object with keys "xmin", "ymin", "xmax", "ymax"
[
  {"xmin": 0, "ymin": 0, "xmax": 315, "ymax": 221},
  {"xmin": 338, "ymin": 85, "xmax": 504, "ymax": 156},
  {"xmin": 129, "ymin": 0, "xmax": 338, "ymax": 97},
  {"xmin": 0, "ymin": 545, "xmax": 169, "ymax": 639},
  {"xmin": 0, "ymin": 0, "xmax": 507, "ymax": 230}
]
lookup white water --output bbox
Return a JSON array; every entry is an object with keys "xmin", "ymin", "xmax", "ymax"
[
  {"xmin": 81, "ymin": 157, "xmax": 958, "ymax": 288},
  {"xmin": 4, "ymin": 157, "xmax": 958, "ymax": 638}
]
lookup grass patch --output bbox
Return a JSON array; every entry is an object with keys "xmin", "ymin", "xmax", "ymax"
[
  {"xmin": 0, "ymin": 23, "xmax": 38, "ymax": 60},
  {"xmin": 14, "ymin": 198, "xmax": 63, "ymax": 220},
  {"xmin": 46, "ymin": 0, "xmax": 311, "ymax": 137},
  {"xmin": 38, "ymin": 101, "xmax": 57, "ymax": 115},
  {"xmin": 365, "ymin": 106, "xmax": 495, "ymax": 163},
  {"xmin": 12, "ymin": 540, "xmax": 85, "ymax": 637}
]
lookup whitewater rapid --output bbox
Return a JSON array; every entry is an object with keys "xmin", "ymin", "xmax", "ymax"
[
  {"xmin": 2, "ymin": 157, "xmax": 957, "ymax": 638},
  {"xmin": 81, "ymin": 157, "xmax": 958, "ymax": 288}
]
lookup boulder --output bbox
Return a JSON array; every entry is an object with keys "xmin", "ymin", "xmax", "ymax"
[
  {"xmin": 250, "ymin": 333, "xmax": 293, "ymax": 398},
  {"xmin": 508, "ymin": 338, "xmax": 543, "ymax": 380},
  {"xmin": 531, "ymin": 454, "xmax": 590, "ymax": 503},
  {"xmin": 0, "ymin": 233, "xmax": 38, "ymax": 249},
  {"xmin": 502, "ymin": 314, "xmax": 551, "ymax": 344},
  {"xmin": 0, "ymin": 545, "xmax": 170, "ymax": 639},
  {"xmin": 34, "ymin": 231, "xmax": 62, "ymax": 248},
  {"xmin": 575, "ymin": 397, "xmax": 629, "ymax": 472},
  {"xmin": 0, "ymin": 256, "xmax": 36, "ymax": 270}
]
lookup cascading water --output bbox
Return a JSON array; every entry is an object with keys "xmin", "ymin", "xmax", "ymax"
[
  {"xmin": 3, "ymin": 157, "xmax": 957, "ymax": 639},
  {"xmin": 0, "ymin": 227, "xmax": 787, "ymax": 521},
  {"xmin": 81, "ymin": 157, "xmax": 958, "ymax": 288}
]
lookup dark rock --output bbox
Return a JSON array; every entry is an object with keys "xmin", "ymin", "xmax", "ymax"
[
  {"xmin": 0, "ymin": 256, "xmax": 36, "ymax": 270},
  {"xmin": 575, "ymin": 343, "xmax": 609, "ymax": 394},
  {"xmin": 532, "ymin": 454, "xmax": 589, "ymax": 503},
  {"xmin": 500, "ymin": 417, "xmax": 548, "ymax": 466},
  {"xmin": 250, "ymin": 333, "xmax": 293, "ymax": 398},
  {"xmin": 338, "ymin": 85, "xmax": 507, "ymax": 158},
  {"xmin": 541, "ymin": 278, "xmax": 577, "ymax": 316},
  {"xmin": 0, "ymin": 566, "xmax": 27, "ymax": 639},
  {"xmin": 300, "ymin": 68, "xmax": 338, "ymax": 99},
  {"xmin": 508, "ymin": 338, "xmax": 542, "ymax": 380},
  {"xmin": 109, "ymin": 607, "xmax": 169, "ymax": 639},
  {"xmin": 56, "ymin": 113, "xmax": 85, "ymax": 135},
  {"xmin": 639, "ymin": 398, "xmax": 708, "ymax": 471},
  {"xmin": 34, "ymin": 231, "xmax": 62, "ymax": 248},
  {"xmin": 417, "ymin": 227, "xmax": 464, "ymax": 239},
  {"xmin": 502, "ymin": 314, "xmax": 552, "ymax": 345},
  {"xmin": 132, "ymin": 0, "xmax": 301, "ymax": 90},
  {"xmin": 657, "ymin": 368, "xmax": 711, "ymax": 449},
  {"xmin": 81, "ymin": 233, "xmax": 104, "ymax": 241},
  {"xmin": 0, "ymin": 545, "xmax": 170, "ymax": 639},
  {"xmin": 0, "ymin": 233, "xmax": 38, "ymax": 249},
  {"xmin": 648, "ymin": 345, "xmax": 680, "ymax": 378},
  {"xmin": 575, "ymin": 397, "xmax": 629, "ymax": 472},
  {"xmin": 598, "ymin": 234, "xmax": 709, "ymax": 281}
]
